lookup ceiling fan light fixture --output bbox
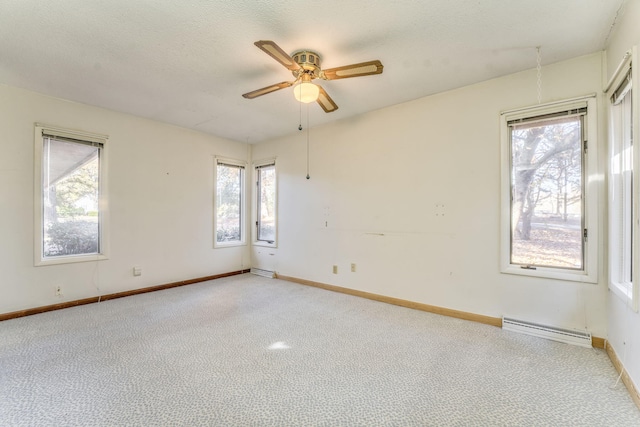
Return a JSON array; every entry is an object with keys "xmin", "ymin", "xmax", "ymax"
[{"xmin": 294, "ymin": 81, "xmax": 320, "ymax": 103}]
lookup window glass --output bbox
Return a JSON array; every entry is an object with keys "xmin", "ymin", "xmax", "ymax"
[
  {"xmin": 510, "ymin": 115, "xmax": 584, "ymax": 270},
  {"xmin": 42, "ymin": 135, "xmax": 101, "ymax": 258},
  {"xmin": 257, "ymin": 164, "xmax": 276, "ymax": 243},
  {"xmin": 609, "ymin": 74, "xmax": 633, "ymax": 299},
  {"xmin": 216, "ymin": 162, "xmax": 244, "ymax": 244}
]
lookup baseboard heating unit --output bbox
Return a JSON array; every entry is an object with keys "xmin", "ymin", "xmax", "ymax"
[
  {"xmin": 250, "ymin": 268, "xmax": 275, "ymax": 278},
  {"xmin": 502, "ymin": 317, "xmax": 592, "ymax": 348}
]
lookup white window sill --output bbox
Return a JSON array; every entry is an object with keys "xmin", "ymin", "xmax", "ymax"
[
  {"xmin": 35, "ymin": 253, "xmax": 108, "ymax": 267},
  {"xmin": 214, "ymin": 241, "xmax": 246, "ymax": 249},
  {"xmin": 501, "ymin": 264, "xmax": 596, "ymax": 284},
  {"xmin": 253, "ymin": 241, "xmax": 276, "ymax": 248}
]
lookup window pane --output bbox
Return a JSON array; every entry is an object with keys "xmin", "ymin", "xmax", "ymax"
[
  {"xmin": 42, "ymin": 137, "xmax": 100, "ymax": 258},
  {"xmin": 257, "ymin": 165, "xmax": 275, "ymax": 242},
  {"xmin": 610, "ymin": 86, "xmax": 633, "ymax": 292},
  {"xmin": 510, "ymin": 116, "xmax": 583, "ymax": 269},
  {"xmin": 216, "ymin": 164, "xmax": 243, "ymax": 243}
]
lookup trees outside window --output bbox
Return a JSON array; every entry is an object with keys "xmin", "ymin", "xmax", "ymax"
[{"xmin": 510, "ymin": 115, "xmax": 584, "ymax": 269}]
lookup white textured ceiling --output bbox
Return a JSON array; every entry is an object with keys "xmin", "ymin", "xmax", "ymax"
[{"xmin": 0, "ymin": 0, "xmax": 624, "ymax": 143}]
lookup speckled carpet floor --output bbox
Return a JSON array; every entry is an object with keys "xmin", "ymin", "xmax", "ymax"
[{"xmin": 1, "ymin": 273, "xmax": 639, "ymax": 426}]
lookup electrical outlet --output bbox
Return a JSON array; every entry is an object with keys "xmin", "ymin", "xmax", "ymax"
[
  {"xmin": 133, "ymin": 266, "xmax": 142, "ymax": 276},
  {"xmin": 54, "ymin": 286, "xmax": 63, "ymax": 297},
  {"xmin": 332, "ymin": 265, "xmax": 338, "ymax": 274},
  {"xmin": 351, "ymin": 263, "xmax": 356, "ymax": 272}
]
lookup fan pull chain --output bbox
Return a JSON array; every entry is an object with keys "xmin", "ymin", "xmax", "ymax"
[
  {"xmin": 306, "ymin": 103, "xmax": 310, "ymax": 179},
  {"xmin": 298, "ymin": 88, "xmax": 303, "ymax": 131},
  {"xmin": 536, "ymin": 46, "xmax": 542, "ymax": 104}
]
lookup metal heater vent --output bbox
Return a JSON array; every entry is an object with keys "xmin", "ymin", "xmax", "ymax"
[
  {"xmin": 250, "ymin": 268, "xmax": 275, "ymax": 278},
  {"xmin": 502, "ymin": 317, "xmax": 592, "ymax": 348}
]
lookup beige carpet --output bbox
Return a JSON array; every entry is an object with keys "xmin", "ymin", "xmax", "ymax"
[{"xmin": 1, "ymin": 273, "xmax": 638, "ymax": 426}]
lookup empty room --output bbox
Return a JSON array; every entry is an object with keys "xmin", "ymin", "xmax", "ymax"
[{"xmin": 2, "ymin": 1, "xmax": 640, "ymax": 425}]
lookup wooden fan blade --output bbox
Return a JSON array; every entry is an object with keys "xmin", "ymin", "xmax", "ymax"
[
  {"xmin": 242, "ymin": 81, "xmax": 295, "ymax": 99},
  {"xmin": 254, "ymin": 40, "xmax": 301, "ymax": 71},
  {"xmin": 322, "ymin": 60, "xmax": 383, "ymax": 80},
  {"xmin": 316, "ymin": 85, "xmax": 338, "ymax": 113}
]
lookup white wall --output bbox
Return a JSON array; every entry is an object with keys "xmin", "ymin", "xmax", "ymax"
[
  {"xmin": 605, "ymin": 0, "xmax": 640, "ymax": 395},
  {"xmin": 0, "ymin": 84, "xmax": 250, "ymax": 314},
  {"xmin": 252, "ymin": 52, "xmax": 608, "ymax": 336}
]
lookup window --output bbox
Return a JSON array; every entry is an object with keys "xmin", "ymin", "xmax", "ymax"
[
  {"xmin": 215, "ymin": 158, "xmax": 245, "ymax": 247},
  {"xmin": 500, "ymin": 97, "xmax": 598, "ymax": 282},
  {"xmin": 609, "ymin": 68, "xmax": 636, "ymax": 306},
  {"xmin": 255, "ymin": 161, "xmax": 276, "ymax": 246},
  {"xmin": 34, "ymin": 125, "xmax": 108, "ymax": 266}
]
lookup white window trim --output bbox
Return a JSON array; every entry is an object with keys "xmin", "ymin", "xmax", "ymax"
[
  {"xmin": 607, "ymin": 46, "xmax": 639, "ymax": 311},
  {"xmin": 34, "ymin": 124, "xmax": 109, "ymax": 266},
  {"xmin": 253, "ymin": 158, "xmax": 277, "ymax": 248},
  {"xmin": 214, "ymin": 156, "xmax": 247, "ymax": 248},
  {"xmin": 499, "ymin": 96, "xmax": 598, "ymax": 283}
]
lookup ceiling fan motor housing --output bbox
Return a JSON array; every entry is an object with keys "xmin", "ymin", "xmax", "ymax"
[{"xmin": 292, "ymin": 50, "xmax": 321, "ymax": 79}]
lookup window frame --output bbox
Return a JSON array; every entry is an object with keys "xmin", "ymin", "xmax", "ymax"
[
  {"xmin": 213, "ymin": 157, "xmax": 247, "ymax": 248},
  {"xmin": 607, "ymin": 52, "xmax": 639, "ymax": 311},
  {"xmin": 34, "ymin": 124, "xmax": 109, "ymax": 266},
  {"xmin": 500, "ymin": 97, "xmax": 598, "ymax": 283},
  {"xmin": 253, "ymin": 159, "xmax": 277, "ymax": 248}
]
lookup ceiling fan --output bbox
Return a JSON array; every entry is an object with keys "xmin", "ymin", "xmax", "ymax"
[{"xmin": 242, "ymin": 40, "xmax": 384, "ymax": 113}]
